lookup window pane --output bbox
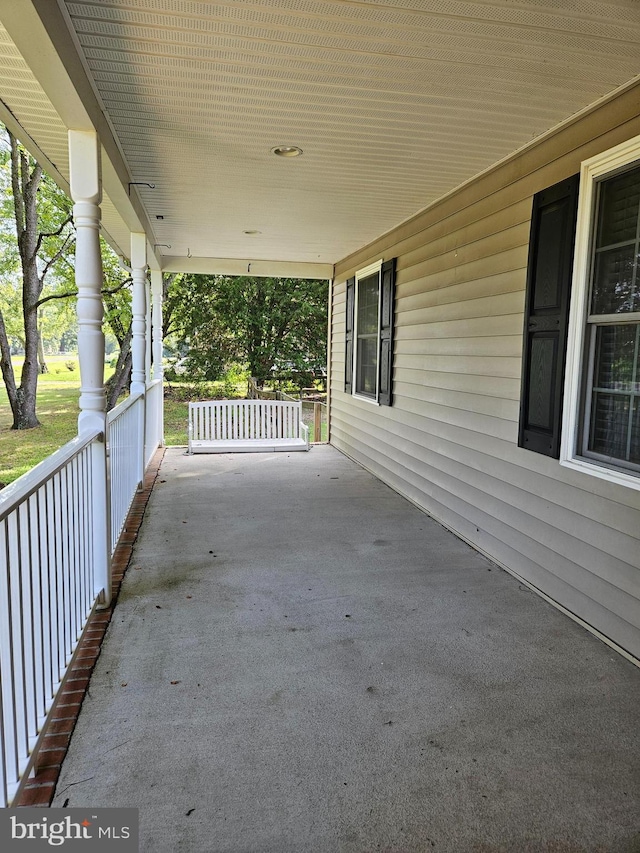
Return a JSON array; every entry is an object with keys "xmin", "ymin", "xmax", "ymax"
[
  {"xmin": 357, "ymin": 274, "xmax": 379, "ymax": 335},
  {"xmin": 356, "ymin": 337, "xmax": 377, "ymax": 396},
  {"xmin": 355, "ymin": 271, "xmax": 379, "ymax": 398},
  {"xmin": 593, "ymin": 325, "xmax": 636, "ymax": 391},
  {"xmin": 589, "ymin": 393, "xmax": 630, "ymax": 459},
  {"xmin": 588, "ymin": 324, "xmax": 639, "ymax": 463},
  {"xmin": 596, "ymin": 167, "xmax": 640, "ymax": 247},
  {"xmin": 591, "ymin": 245, "xmax": 638, "ymax": 314}
]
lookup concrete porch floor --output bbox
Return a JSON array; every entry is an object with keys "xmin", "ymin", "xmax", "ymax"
[{"xmin": 52, "ymin": 446, "xmax": 639, "ymax": 852}]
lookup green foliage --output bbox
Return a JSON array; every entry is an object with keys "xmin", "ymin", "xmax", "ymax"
[
  {"xmin": 165, "ymin": 275, "xmax": 328, "ymax": 385},
  {"xmin": 0, "ymin": 130, "xmax": 76, "ymax": 354},
  {"xmin": 0, "ymin": 121, "xmax": 133, "ymax": 425},
  {"xmin": 101, "ymin": 241, "xmax": 132, "ymax": 339}
]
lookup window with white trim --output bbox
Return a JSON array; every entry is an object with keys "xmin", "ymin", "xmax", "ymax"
[
  {"xmin": 344, "ymin": 258, "xmax": 396, "ymax": 406},
  {"xmin": 355, "ymin": 265, "xmax": 381, "ymax": 400},
  {"xmin": 562, "ymin": 135, "xmax": 640, "ymax": 489},
  {"xmin": 583, "ymin": 165, "xmax": 640, "ymax": 468}
]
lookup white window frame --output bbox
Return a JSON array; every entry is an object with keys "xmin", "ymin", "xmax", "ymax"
[
  {"xmin": 561, "ymin": 133, "xmax": 640, "ymax": 491},
  {"xmin": 352, "ymin": 259, "xmax": 383, "ymax": 404}
]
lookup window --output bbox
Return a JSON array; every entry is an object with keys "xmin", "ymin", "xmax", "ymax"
[
  {"xmin": 562, "ymin": 134, "xmax": 640, "ymax": 490},
  {"xmin": 355, "ymin": 270, "xmax": 380, "ymax": 398},
  {"xmin": 344, "ymin": 258, "xmax": 395, "ymax": 406}
]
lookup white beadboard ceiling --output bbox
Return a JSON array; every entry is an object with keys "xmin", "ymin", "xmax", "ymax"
[{"xmin": 1, "ymin": 0, "xmax": 640, "ymax": 271}]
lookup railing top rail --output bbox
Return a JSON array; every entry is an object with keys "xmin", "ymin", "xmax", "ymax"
[
  {"xmin": 0, "ymin": 427, "xmax": 101, "ymax": 521},
  {"xmin": 145, "ymin": 377, "xmax": 163, "ymax": 391},
  {"xmin": 107, "ymin": 390, "xmax": 144, "ymax": 424},
  {"xmin": 189, "ymin": 399, "xmax": 301, "ymax": 409}
]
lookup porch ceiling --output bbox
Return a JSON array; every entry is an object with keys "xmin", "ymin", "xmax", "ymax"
[{"xmin": 1, "ymin": 1, "xmax": 640, "ymax": 275}]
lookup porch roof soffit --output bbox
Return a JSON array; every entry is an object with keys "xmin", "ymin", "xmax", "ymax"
[
  {"xmin": 0, "ymin": 1, "xmax": 639, "ymax": 278},
  {"xmin": 0, "ymin": 0, "xmax": 161, "ymax": 268}
]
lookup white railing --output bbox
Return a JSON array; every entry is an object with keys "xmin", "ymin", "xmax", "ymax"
[
  {"xmin": 0, "ymin": 429, "xmax": 103, "ymax": 808},
  {"xmin": 144, "ymin": 378, "xmax": 163, "ymax": 469},
  {"xmin": 107, "ymin": 392, "xmax": 144, "ymax": 556},
  {"xmin": 0, "ymin": 377, "xmax": 164, "ymax": 806}
]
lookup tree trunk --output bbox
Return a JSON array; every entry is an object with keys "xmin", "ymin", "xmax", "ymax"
[
  {"xmin": 105, "ymin": 323, "xmax": 132, "ymax": 410},
  {"xmin": 13, "ymin": 253, "xmax": 42, "ymax": 428},
  {"xmin": 8, "ymin": 131, "xmax": 43, "ymax": 429},
  {"xmin": 37, "ymin": 327, "xmax": 48, "ymax": 374},
  {"xmin": 0, "ymin": 309, "xmax": 18, "ymax": 414}
]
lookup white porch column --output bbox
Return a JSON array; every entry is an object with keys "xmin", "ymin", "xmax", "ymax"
[
  {"xmin": 151, "ymin": 268, "xmax": 164, "ymax": 446},
  {"xmin": 151, "ymin": 269, "xmax": 164, "ymax": 381},
  {"xmin": 145, "ymin": 278, "xmax": 152, "ymax": 383},
  {"xmin": 130, "ymin": 233, "xmax": 147, "ymax": 485},
  {"xmin": 69, "ymin": 130, "xmax": 111, "ymax": 607},
  {"xmin": 130, "ymin": 233, "xmax": 147, "ymax": 396}
]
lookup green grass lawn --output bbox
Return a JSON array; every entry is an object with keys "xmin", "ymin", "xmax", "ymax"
[
  {"xmin": 164, "ymin": 397, "xmax": 189, "ymax": 446},
  {"xmin": 0, "ymin": 357, "xmax": 89, "ymax": 485}
]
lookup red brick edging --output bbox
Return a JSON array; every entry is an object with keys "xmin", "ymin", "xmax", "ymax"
[{"xmin": 13, "ymin": 448, "xmax": 165, "ymax": 808}]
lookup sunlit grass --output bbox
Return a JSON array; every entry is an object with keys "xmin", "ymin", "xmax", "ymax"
[{"xmin": 0, "ymin": 355, "xmax": 112, "ymax": 486}]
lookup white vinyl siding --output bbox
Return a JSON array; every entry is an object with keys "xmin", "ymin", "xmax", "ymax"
[{"xmin": 329, "ymin": 86, "xmax": 640, "ymax": 660}]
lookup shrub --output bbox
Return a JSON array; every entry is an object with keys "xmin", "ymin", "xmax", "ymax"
[{"xmin": 64, "ymin": 360, "xmax": 76, "ymax": 372}]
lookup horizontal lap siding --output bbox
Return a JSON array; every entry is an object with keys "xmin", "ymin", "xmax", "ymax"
[{"xmin": 329, "ymin": 87, "xmax": 640, "ymax": 659}]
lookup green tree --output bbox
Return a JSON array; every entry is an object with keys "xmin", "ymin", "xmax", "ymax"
[
  {"xmin": 33, "ymin": 237, "xmax": 133, "ymax": 410},
  {"xmin": 167, "ymin": 275, "xmax": 328, "ymax": 385},
  {"xmin": 102, "ymin": 247, "xmax": 132, "ymax": 410},
  {"xmin": 0, "ymin": 129, "xmax": 74, "ymax": 428},
  {"xmin": 0, "ymin": 124, "xmax": 136, "ymax": 421}
]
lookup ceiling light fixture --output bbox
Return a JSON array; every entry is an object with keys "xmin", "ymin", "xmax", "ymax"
[{"xmin": 271, "ymin": 146, "xmax": 303, "ymax": 157}]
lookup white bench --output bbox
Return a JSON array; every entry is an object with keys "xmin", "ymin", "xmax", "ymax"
[{"xmin": 188, "ymin": 399, "xmax": 310, "ymax": 454}]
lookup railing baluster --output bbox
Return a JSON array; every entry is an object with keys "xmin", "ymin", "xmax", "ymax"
[
  {"xmin": 54, "ymin": 471, "xmax": 65, "ymax": 676},
  {"xmin": 1, "ymin": 518, "xmax": 17, "ymax": 792},
  {"xmin": 38, "ymin": 487, "xmax": 52, "ymax": 715},
  {"xmin": 22, "ymin": 500, "xmax": 37, "ymax": 746},
  {"xmin": 14, "ymin": 507, "xmax": 30, "ymax": 761},
  {"xmin": 32, "ymin": 491, "xmax": 46, "ymax": 727},
  {"xmin": 70, "ymin": 458, "xmax": 80, "ymax": 640}
]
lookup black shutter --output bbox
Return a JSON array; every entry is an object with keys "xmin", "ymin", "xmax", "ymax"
[
  {"xmin": 378, "ymin": 258, "xmax": 396, "ymax": 407},
  {"xmin": 518, "ymin": 174, "xmax": 579, "ymax": 458},
  {"xmin": 344, "ymin": 277, "xmax": 355, "ymax": 394}
]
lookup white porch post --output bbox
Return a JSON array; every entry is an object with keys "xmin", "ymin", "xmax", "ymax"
[
  {"xmin": 130, "ymin": 233, "xmax": 147, "ymax": 485},
  {"xmin": 130, "ymin": 233, "xmax": 147, "ymax": 395},
  {"xmin": 69, "ymin": 130, "xmax": 111, "ymax": 607},
  {"xmin": 145, "ymin": 280, "xmax": 152, "ymax": 384},
  {"xmin": 151, "ymin": 268, "xmax": 164, "ymax": 444},
  {"xmin": 151, "ymin": 269, "xmax": 164, "ymax": 381}
]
